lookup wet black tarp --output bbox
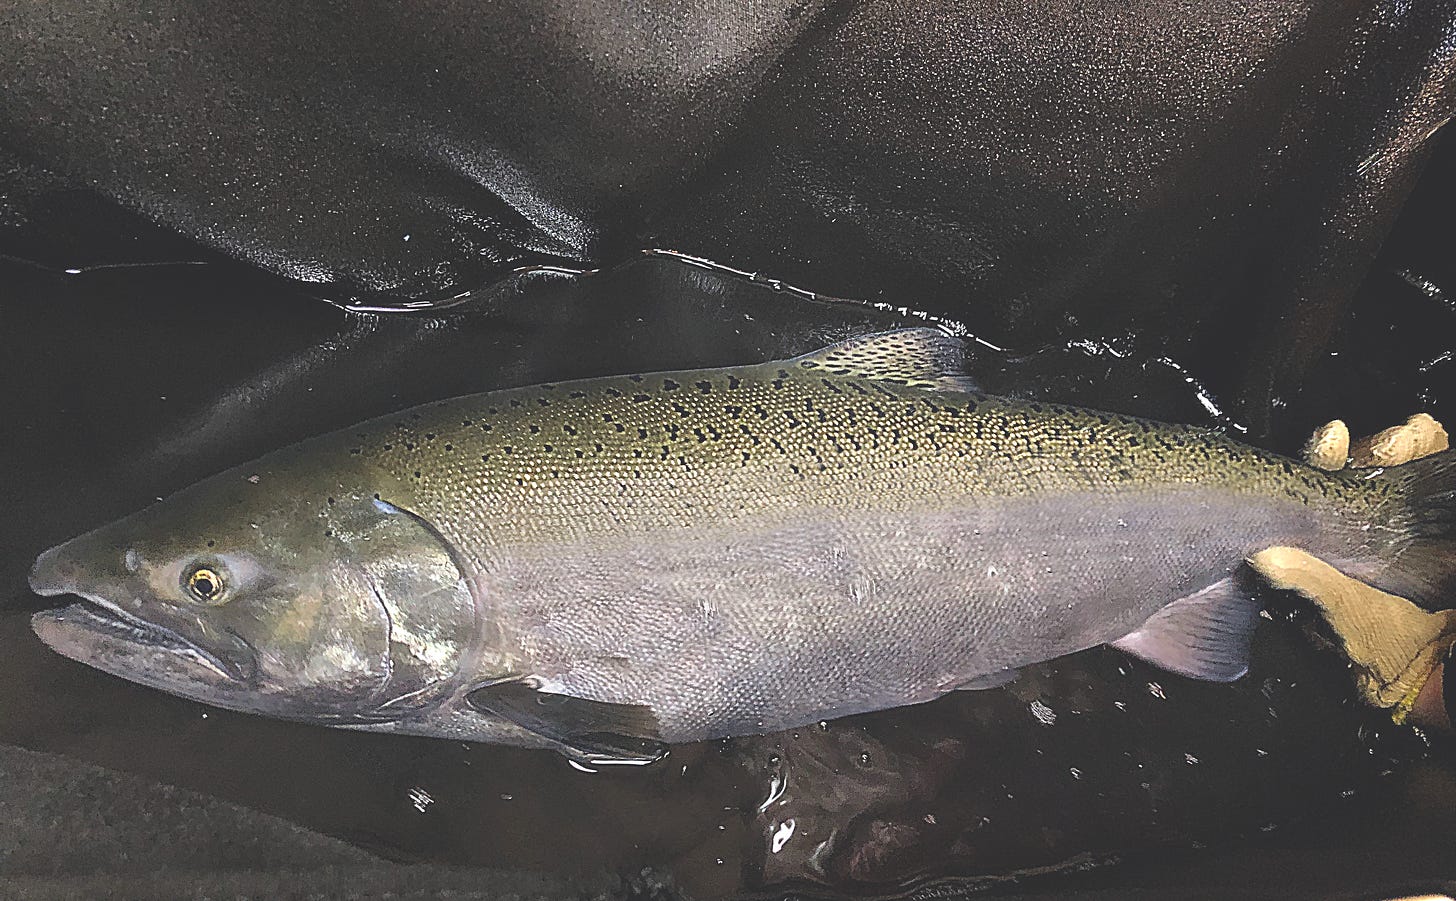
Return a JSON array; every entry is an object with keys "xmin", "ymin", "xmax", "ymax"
[
  {"xmin": 4, "ymin": 1, "xmax": 1455, "ymax": 434},
  {"xmin": 2, "ymin": 2, "xmax": 1456, "ymax": 899}
]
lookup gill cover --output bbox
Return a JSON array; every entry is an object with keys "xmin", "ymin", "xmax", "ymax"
[{"xmin": 338, "ymin": 496, "xmax": 478, "ymax": 714}]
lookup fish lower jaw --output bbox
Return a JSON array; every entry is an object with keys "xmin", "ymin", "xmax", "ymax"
[{"xmin": 31, "ymin": 593, "xmax": 250, "ymax": 684}]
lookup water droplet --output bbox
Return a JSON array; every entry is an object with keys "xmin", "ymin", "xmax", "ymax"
[
  {"xmin": 771, "ymin": 818, "xmax": 796, "ymax": 853},
  {"xmin": 758, "ymin": 769, "xmax": 787, "ymax": 813}
]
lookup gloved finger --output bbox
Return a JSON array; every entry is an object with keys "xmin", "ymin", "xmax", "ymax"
[
  {"xmin": 1302, "ymin": 420, "xmax": 1350, "ymax": 471},
  {"xmin": 1301, "ymin": 414, "xmax": 1449, "ymax": 472},
  {"xmin": 1348, "ymin": 413, "xmax": 1449, "ymax": 468}
]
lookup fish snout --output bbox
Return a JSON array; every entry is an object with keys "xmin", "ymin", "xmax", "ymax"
[{"xmin": 29, "ymin": 543, "xmax": 83, "ymax": 597}]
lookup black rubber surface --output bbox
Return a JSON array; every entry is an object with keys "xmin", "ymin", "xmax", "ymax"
[{"xmin": 2, "ymin": 3, "xmax": 1455, "ymax": 898}]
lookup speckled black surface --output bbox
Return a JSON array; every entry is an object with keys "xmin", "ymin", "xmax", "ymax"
[{"xmin": 2, "ymin": 2, "xmax": 1456, "ymax": 898}]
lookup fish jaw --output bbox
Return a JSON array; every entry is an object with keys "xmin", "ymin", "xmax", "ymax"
[{"xmin": 32, "ymin": 601, "xmax": 252, "ymax": 691}]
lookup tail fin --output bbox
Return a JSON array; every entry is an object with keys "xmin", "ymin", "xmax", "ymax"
[{"xmin": 1371, "ymin": 449, "xmax": 1456, "ymax": 609}]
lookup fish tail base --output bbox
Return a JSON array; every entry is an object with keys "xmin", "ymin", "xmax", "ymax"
[{"xmin": 1371, "ymin": 449, "xmax": 1456, "ymax": 610}]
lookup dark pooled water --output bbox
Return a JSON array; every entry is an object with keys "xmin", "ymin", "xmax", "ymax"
[{"xmin": 1, "ymin": 250, "xmax": 1452, "ymax": 898}]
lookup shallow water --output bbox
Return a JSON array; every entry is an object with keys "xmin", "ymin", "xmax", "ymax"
[{"xmin": 2, "ymin": 250, "xmax": 1451, "ymax": 897}]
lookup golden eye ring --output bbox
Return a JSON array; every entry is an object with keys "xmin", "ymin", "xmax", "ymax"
[{"xmin": 185, "ymin": 567, "xmax": 225, "ymax": 603}]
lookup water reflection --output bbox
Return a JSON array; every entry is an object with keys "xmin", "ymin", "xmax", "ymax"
[
  {"xmin": 0, "ymin": 251, "xmax": 1444, "ymax": 898},
  {"xmin": 727, "ymin": 634, "xmax": 1414, "ymax": 895}
]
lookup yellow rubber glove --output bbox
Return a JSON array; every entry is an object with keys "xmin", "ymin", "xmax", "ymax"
[
  {"xmin": 1301, "ymin": 413, "xmax": 1448, "ymax": 471},
  {"xmin": 1250, "ymin": 414, "xmax": 1454, "ymax": 722},
  {"xmin": 1248, "ymin": 547, "xmax": 1456, "ymax": 722}
]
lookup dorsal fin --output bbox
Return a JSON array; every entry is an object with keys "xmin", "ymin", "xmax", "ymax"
[{"xmin": 789, "ymin": 329, "xmax": 978, "ymax": 392}]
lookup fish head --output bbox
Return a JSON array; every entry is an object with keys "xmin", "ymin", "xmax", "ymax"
[{"xmin": 28, "ymin": 460, "xmax": 478, "ymax": 724}]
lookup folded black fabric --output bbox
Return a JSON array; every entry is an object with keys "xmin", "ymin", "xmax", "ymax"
[{"xmin": 2, "ymin": 2, "xmax": 1453, "ymax": 433}]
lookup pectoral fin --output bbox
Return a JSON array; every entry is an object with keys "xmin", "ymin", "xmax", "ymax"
[
  {"xmin": 466, "ymin": 679, "xmax": 667, "ymax": 766},
  {"xmin": 1110, "ymin": 577, "xmax": 1260, "ymax": 682}
]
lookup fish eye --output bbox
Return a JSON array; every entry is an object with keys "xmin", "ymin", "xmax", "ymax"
[{"xmin": 184, "ymin": 566, "xmax": 226, "ymax": 604}]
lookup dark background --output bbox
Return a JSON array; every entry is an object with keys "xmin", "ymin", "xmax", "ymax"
[{"xmin": 2, "ymin": 1, "xmax": 1455, "ymax": 898}]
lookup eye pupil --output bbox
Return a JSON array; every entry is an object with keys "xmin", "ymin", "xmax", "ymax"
[{"xmin": 188, "ymin": 568, "xmax": 221, "ymax": 600}]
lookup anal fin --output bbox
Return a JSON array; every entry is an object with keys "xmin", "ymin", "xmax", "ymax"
[
  {"xmin": 1110, "ymin": 577, "xmax": 1260, "ymax": 682},
  {"xmin": 466, "ymin": 679, "xmax": 668, "ymax": 766}
]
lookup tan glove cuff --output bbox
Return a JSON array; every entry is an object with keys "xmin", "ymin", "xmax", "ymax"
[{"xmin": 1375, "ymin": 633, "xmax": 1456, "ymax": 722}]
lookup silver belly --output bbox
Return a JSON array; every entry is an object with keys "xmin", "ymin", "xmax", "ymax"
[{"xmin": 474, "ymin": 489, "xmax": 1319, "ymax": 742}]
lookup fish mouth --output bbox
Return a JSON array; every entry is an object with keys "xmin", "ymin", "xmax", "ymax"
[{"xmin": 31, "ymin": 594, "xmax": 254, "ymax": 685}]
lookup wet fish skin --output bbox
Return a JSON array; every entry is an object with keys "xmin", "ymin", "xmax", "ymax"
[{"xmin": 26, "ymin": 329, "xmax": 1454, "ymax": 757}]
